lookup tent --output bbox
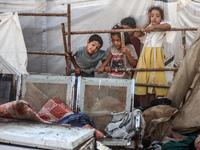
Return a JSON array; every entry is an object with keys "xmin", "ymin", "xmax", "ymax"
[
  {"xmin": 1, "ymin": 0, "xmax": 200, "ymax": 147},
  {"xmin": 0, "ymin": 0, "xmax": 199, "ymax": 80}
]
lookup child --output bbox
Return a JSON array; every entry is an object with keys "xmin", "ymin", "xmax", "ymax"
[
  {"xmin": 105, "ymin": 24, "xmax": 138, "ymax": 79},
  {"xmin": 71, "ymin": 34, "xmax": 112, "ymax": 77},
  {"xmin": 133, "ymin": 6, "xmax": 173, "ymax": 106},
  {"xmin": 121, "ymin": 17, "xmax": 141, "ymax": 58}
]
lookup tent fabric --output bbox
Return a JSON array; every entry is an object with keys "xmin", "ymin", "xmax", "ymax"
[
  {"xmin": 0, "ymin": 12, "xmax": 28, "ymax": 74},
  {"xmin": 167, "ymin": 25, "xmax": 200, "ymax": 133},
  {"xmin": 177, "ymin": 0, "xmax": 191, "ymax": 11},
  {"xmin": 167, "ymin": 25, "xmax": 200, "ymax": 109},
  {"xmin": 142, "ymin": 105, "xmax": 178, "ymax": 143},
  {"xmin": 0, "ymin": 0, "xmax": 157, "ymax": 77},
  {"xmin": 174, "ymin": 1, "xmax": 200, "ymax": 67},
  {"xmin": 0, "ymin": 0, "xmax": 174, "ymax": 82},
  {"xmin": 0, "ymin": 55, "xmax": 21, "ymax": 74},
  {"xmin": 0, "ymin": 0, "xmax": 199, "ymax": 81},
  {"xmin": 172, "ymin": 71, "xmax": 200, "ymax": 133}
]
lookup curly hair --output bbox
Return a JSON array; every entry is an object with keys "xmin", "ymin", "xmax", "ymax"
[
  {"xmin": 110, "ymin": 24, "xmax": 132, "ymax": 45},
  {"xmin": 148, "ymin": 5, "xmax": 165, "ymax": 20}
]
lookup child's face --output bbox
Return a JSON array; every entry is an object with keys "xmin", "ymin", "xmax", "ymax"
[
  {"xmin": 122, "ymin": 25, "xmax": 134, "ymax": 37},
  {"xmin": 86, "ymin": 40, "xmax": 101, "ymax": 56},
  {"xmin": 111, "ymin": 34, "xmax": 121, "ymax": 50},
  {"xmin": 150, "ymin": 9, "xmax": 162, "ymax": 25}
]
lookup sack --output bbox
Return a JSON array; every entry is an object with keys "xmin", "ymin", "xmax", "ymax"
[{"xmin": 104, "ymin": 109, "xmax": 145, "ymax": 139}]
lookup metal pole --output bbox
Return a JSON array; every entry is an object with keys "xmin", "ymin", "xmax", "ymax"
[{"xmin": 67, "ymin": 4, "xmax": 71, "ymax": 76}]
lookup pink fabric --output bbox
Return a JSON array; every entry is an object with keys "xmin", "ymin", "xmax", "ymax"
[
  {"xmin": 37, "ymin": 97, "xmax": 74, "ymax": 122},
  {"xmin": 83, "ymin": 124, "xmax": 104, "ymax": 139},
  {"xmin": 0, "ymin": 100, "xmax": 44, "ymax": 122}
]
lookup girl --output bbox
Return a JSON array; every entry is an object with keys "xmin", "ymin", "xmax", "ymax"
[
  {"xmin": 105, "ymin": 24, "xmax": 138, "ymax": 79},
  {"xmin": 133, "ymin": 6, "xmax": 175, "ymax": 106}
]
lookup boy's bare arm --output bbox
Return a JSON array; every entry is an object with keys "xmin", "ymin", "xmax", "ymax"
[
  {"xmin": 97, "ymin": 53, "xmax": 112, "ymax": 74},
  {"xmin": 101, "ymin": 53, "xmax": 112, "ymax": 68},
  {"xmin": 71, "ymin": 56, "xmax": 82, "ymax": 74}
]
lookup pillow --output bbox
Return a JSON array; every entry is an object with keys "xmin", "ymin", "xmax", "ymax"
[{"xmin": 37, "ymin": 97, "xmax": 74, "ymax": 122}]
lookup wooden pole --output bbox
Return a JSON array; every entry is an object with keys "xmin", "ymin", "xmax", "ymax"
[
  {"xmin": 66, "ymin": 27, "xmax": 198, "ymax": 35},
  {"xmin": 182, "ymin": 31, "xmax": 186, "ymax": 57},
  {"xmin": 18, "ymin": 13, "xmax": 67, "ymax": 17},
  {"xmin": 71, "ymin": 68, "xmax": 178, "ymax": 72},
  {"xmin": 27, "ymin": 51, "xmax": 67, "ymax": 56},
  {"xmin": 67, "ymin": 4, "xmax": 72, "ymax": 76},
  {"xmin": 61, "ymin": 23, "xmax": 69, "ymax": 75},
  {"xmin": 120, "ymin": 31, "xmax": 127, "ymax": 68}
]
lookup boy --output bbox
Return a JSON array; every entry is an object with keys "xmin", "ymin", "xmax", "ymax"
[
  {"xmin": 121, "ymin": 17, "xmax": 141, "ymax": 58},
  {"xmin": 71, "ymin": 34, "xmax": 112, "ymax": 77}
]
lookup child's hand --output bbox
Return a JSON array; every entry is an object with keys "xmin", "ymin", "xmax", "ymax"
[
  {"xmin": 147, "ymin": 13, "xmax": 151, "ymax": 25},
  {"xmin": 136, "ymin": 24, "xmax": 142, "ymax": 29},
  {"xmin": 105, "ymin": 66, "xmax": 111, "ymax": 72},
  {"xmin": 144, "ymin": 26, "xmax": 154, "ymax": 33},
  {"xmin": 75, "ymin": 67, "xmax": 82, "ymax": 74},
  {"xmin": 121, "ymin": 46, "xmax": 129, "ymax": 54},
  {"xmin": 97, "ymin": 66, "xmax": 104, "ymax": 74}
]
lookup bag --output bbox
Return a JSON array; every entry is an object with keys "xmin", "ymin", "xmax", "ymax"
[{"xmin": 104, "ymin": 109, "xmax": 145, "ymax": 139}]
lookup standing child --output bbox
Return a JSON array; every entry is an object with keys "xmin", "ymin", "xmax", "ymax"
[
  {"xmin": 105, "ymin": 24, "xmax": 138, "ymax": 79},
  {"xmin": 71, "ymin": 34, "xmax": 112, "ymax": 77},
  {"xmin": 133, "ymin": 6, "xmax": 174, "ymax": 106},
  {"xmin": 121, "ymin": 17, "xmax": 141, "ymax": 58}
]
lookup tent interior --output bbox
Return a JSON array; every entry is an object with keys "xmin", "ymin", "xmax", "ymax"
[
  {"xmin": 0, "ymin": 0, "xmax": 199, "ymax": 78},
  {"xmin": 1, "ymin": 0, "xmax": 200, "ymax": 149}
]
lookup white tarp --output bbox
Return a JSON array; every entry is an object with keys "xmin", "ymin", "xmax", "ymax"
[
  {"xmin": 0, "ymin": 0, "xmax": 199, "ymax": 79},
  {"xmin": 174, "ymin": 0, "xmax": 200, "ymax": 67},
  {"xmin": 0, "ymin": 12, "xmax": 28, "ymax": 74}
]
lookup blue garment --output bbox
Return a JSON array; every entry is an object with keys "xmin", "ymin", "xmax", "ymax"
[
  {"xmin": 72, "ymin": 46, "xmax": 109, "ymax": 74},
  {"xmin": 57, "ymin": 114, "xmax": 96, "ymax": 128}
]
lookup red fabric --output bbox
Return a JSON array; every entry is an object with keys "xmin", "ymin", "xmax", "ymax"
[
  {"xmin": 131, "ymin": 36, "xmax": 141, "ymax": 76},
  {"xmin": 0, "ymin": 100, "xmax": 44, "ymax": 122},
  {"xmin": 37, "ymin": 97, "xmax": 74, "ymax": 122},
  {"xmin": 83, "ymin": 124, "xmax": 104, "ymax": 139},
  {"xmin": 131, "ymin": 36, "xmax": 141, "ymax": 58},
  {"xmin": 0, "ymin": 98, "xmax": 104, "ymax": 139}
]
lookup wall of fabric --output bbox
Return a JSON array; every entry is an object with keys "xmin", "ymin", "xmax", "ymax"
[{"xmin": 0, "ymin": 0, "xmax": 199, "ymax": 80}]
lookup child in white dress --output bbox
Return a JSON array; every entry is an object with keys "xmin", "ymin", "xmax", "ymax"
[{"xmin": 133, "ymin": 6, "xmax": 176, "ymax": 106}]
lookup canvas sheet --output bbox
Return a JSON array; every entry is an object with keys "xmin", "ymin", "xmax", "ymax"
[
  {"xmin": 0, "ymin": 0, "xmax": 199, "ymax": 81},
  {"xmin": 167, "ymin": 25, "xmax": 200, "ymax": 108},
  {"xmin": 0, "ymin": 0, "xmax": 156, "ymax": 76},
  {"xmin": 174, "ymin": 0, "xmax": 200, "ymax": 67},
  {"xmin": 167, "ymin": 25, "xmax": 200, "ymax": 133},
  {"xmin": 0, "ymin": 12, "xmax": 28, "ymax": 74}
]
